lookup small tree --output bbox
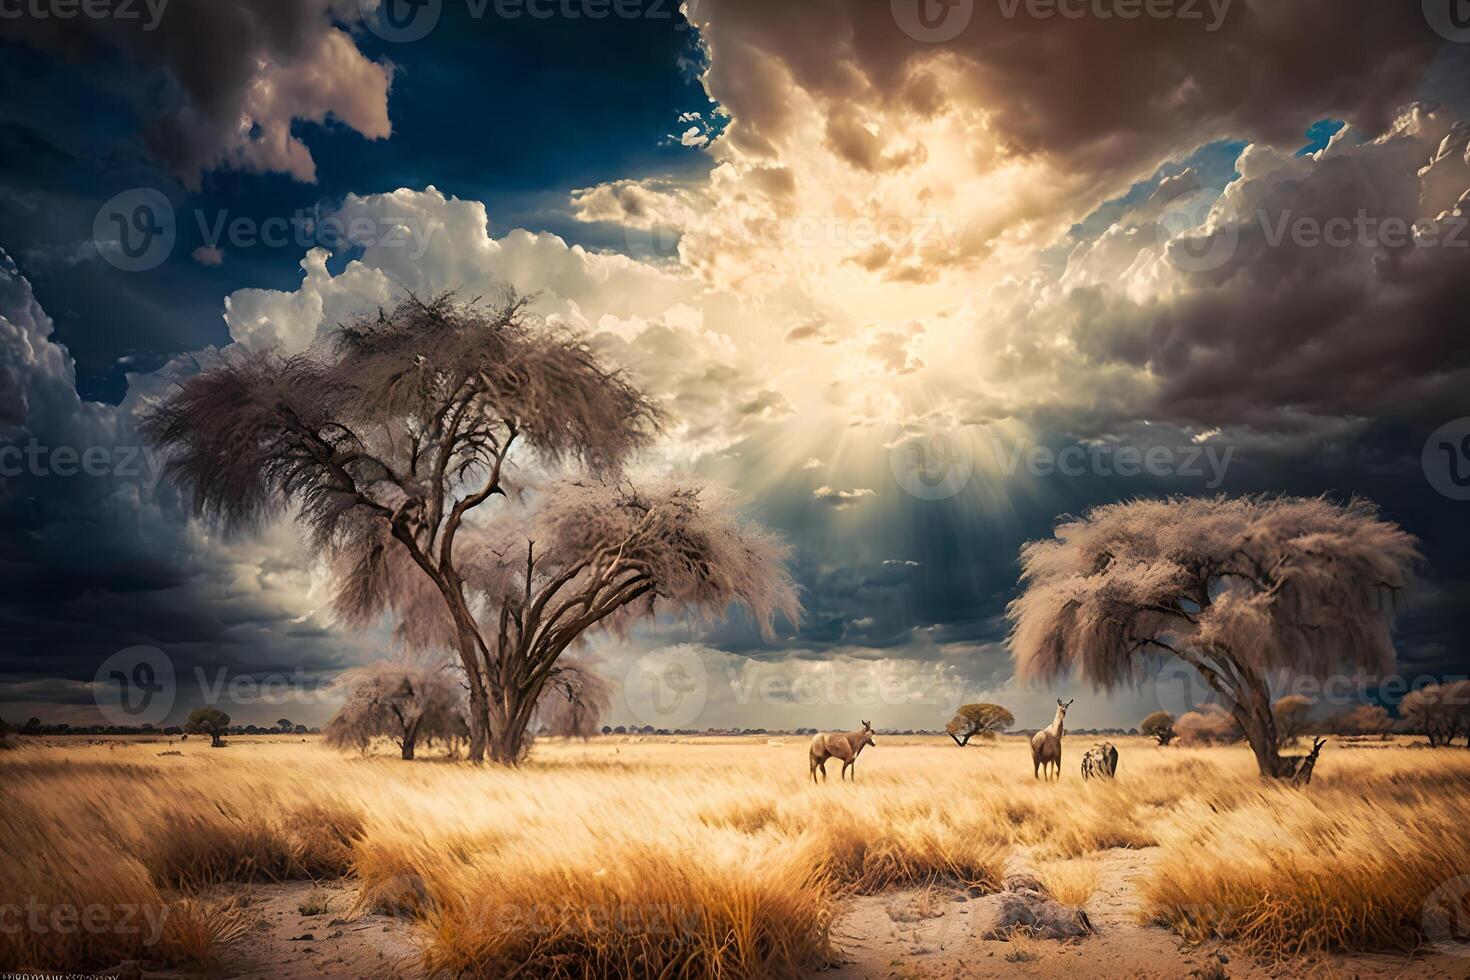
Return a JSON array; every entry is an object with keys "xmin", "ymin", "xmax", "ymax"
[
  {"xmin": 1401, "ymin": 682, "xmax": 1470, "ymax": 747},
  {"xmin": 1329, "ymin": 704, "xmax": 1392, "ymax": 737},
  {"xmin": 276, "ymin": 718, "xmax": 294, "ymax": 734},
  {"xmin": 185, "ymin": 707, "xmax": 231, "ymax": 747},
  {"xmin": 1140, "ymin": 710, "xmax": 1176, "ymax": 745},
  {"xmin": 325, "ymin": 658, "xmax": 463, "ymax": 760},
  {"xmin": 0, "ymin": 715, "xmax": 13, "ymax": 750},
  {"xmin": 144, "ymin": 294, "xmax": 798, "ymax": 764},
  {"xmin": 1008, "ymin": 495, "xmax": 1419, "ymax": 778},
  {"xmin": 1272, "ymin": 695, "xmax": 1313, "ymax": 746},
  {"xmin": 944, "ymin": 703, "xmax": 1014, "ymax": 746},
  {"xmin": 1174, "ymin": 704, "xmax": 1242, "ymax": 746},
  {"xmin": 532, "ymin": 660, "xmax": 612, "ymax": 740}
]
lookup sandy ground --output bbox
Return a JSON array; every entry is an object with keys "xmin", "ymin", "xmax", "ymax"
[
  {"xmin": 212, "ymin": 880, "xmax": 424, "ymax": 980},
  {"xmin": 197, "ymin": 850, "xmax": 1467, "ymax": 980},
  {"xmin": 826, "ymin": 846, "xmax": 1465, "ymax": 980}
]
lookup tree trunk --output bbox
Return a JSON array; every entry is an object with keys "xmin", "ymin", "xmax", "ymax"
[
  {"xmin": 1234, "ymin": 700, "xmax": 1287, "ymax": 778},
  {"xmin": 210, "ymin": 731, "xmax": 223, "ymax": 747},
  {"xmin": 484, "ymin": 689, "xmax": 538, "ymax": 765},
  {"xmin": 455, "ymin": 630, "xmax": 489, "ymax": 763},
  {"xmin": 400, "ymin": 719, "xmax": 419, "ymax": 760}
]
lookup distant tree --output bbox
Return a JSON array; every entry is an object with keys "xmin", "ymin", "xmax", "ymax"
[
  {"xmin": 0, "ymin": 715, "xmax": 12, "ymax": 750},
  {"xmin": 1329, "ymin": 704, "xmax": 1392, "ymax": 737},
  {"xmin": 276, "ymin": 718, "xmax": 294, "ymax": 733},
  {"xmin": 944, "ymin": 703, "xmax": 1014, "ymax": 746},
  {"xmin": 613, "ymin": 725, "xmax": 627, "ymax": 734},
  {"xmin": 601, "ymin": 725, "xmax": 612, "ymax": 736},
  {"xmin": 24, "ymin": 717, "xmax": 40, "ymax": 734},
  {"xmin": 1401, "ymin": 682, "xmax": 1470, "ymax": 747},
  {"xmin": 1174, "ymin": 705, "xmax": 1243, "ymax": 746},
  {"xmin": 144, "ymin": 294, "xmax": 798, "ymax": 764},
  {"xmin": 1272, "ymin": 695, "xmax": 1313, "ymax": 745},
  {"xmin": 1008, "ymin": 496, "xmax": 1419, "ymax": 778},
  {"xmin": 1140, "ymin": 710, "xmax": 1177, "ymax": 746},
  {"xmin": 531, "ymin": 660, "xmax": 612, "ymax": 740},
  {"xmin": 324, "ymin": 658, "xmax": 464, "ymax": 760},
  {"xmin": 185, "ymin": 707, "xmax": 231, "ymax": 747}
]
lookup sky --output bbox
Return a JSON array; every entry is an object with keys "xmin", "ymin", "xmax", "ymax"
[{"xmin": 1, "ymin": 0, "xmax": 1468, "ymax": 734}]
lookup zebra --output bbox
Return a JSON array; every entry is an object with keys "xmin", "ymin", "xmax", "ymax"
[{"xmin": 1080, "ymin": 742, "xmax": 1118, "ymax": 780}]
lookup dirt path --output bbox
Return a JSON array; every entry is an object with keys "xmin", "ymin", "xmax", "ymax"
[
  {"xmin": 212, "ymin": 880, "xmax": 425, "ymax": 980},
  {"xmin": 826, "ymin": 847, "xmax": 1461, "ymax": 979}
]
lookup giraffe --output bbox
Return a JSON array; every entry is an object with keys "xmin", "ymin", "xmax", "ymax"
[
  {"xmin": 810, "ymin": 721, "xmax": 876, "ymax": 783},
  {"xmin": 1030, "ymin": 698, "xmax": 1073, "ymax": 780}
]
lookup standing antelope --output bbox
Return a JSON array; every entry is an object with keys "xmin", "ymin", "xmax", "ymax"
[
  {"xmin": 1030, "ymin": 698, "xmax": 1073, "ymax": 780},
  {"xmin": 1289, "ymin": 737, "xmax": 1326, "ymax": 787},
  {"xmin": 810, "ymin": 721, "xmax": 876, "ymax": 783}
]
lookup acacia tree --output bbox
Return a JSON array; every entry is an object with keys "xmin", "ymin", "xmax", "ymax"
[
  {"xmin": 324, "ymin": 657, "xmax": 464, "ymax": 759},
  {"xmin": 1174, "ymin": 704, "xmax": 1242, "ymax": 745},
  {"xmin": 1328, "ymin": 704, "xmax": 1392, "ymax": 736},
  {"xmin": 144, "ymin": 294, "xmax": 798, "ymax": 764},
  {"xmin": 1140, "ymin": 710, "xmax": 1176, "ymax": 745},
  {"xmin": 1272, "ymin": 694, "xmax": 1313, "ymax": 745},
  {"xmin": 944, "ymin": 703, "xmax": 1014, "ymax": 746},
  {"xmin": 185, "ymin": 707, "xmax": 230, "ymax": 747},
  {"xmin": 1401, "ymin": 682, "xmax": 1470, "ymax": 746},
  {"xmin": 1008, "ymin": 496, "xmax": 1419, "ymax": 778}
]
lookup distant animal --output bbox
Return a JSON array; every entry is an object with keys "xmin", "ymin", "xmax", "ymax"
[
  {"xmin": 1288, "ymin": 737, "xmax": 1326, "ymax": 787},
  {"xmin": 1030, "ymin": 698, "xmax": 1073, "ymax": 780},
  {"xmin": 810, "ymin": 720, "xmax": 876, "ymax": 783},
  {"xmin": 1080, "ymin": 741, "xmax": 1118, "ymax": 780}
]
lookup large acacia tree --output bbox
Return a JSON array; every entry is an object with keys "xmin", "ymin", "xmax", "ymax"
[
  {"xmin": 144, "ymin": 294, "xmax": 799, "ymax": 764},
  {"xmin": 1007, "ymin": 495, "xmax": 1419, "ymax": 778}
]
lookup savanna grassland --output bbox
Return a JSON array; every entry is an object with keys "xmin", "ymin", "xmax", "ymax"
[{"xmin": 2, "ymin": 734, "xmax": 1468, "ymax": 978}]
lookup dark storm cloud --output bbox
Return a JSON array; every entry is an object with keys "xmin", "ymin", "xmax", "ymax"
[
  {"xmin": 0, "ymin": 0, "xmax": 391, "ymax": 186},
  {"xmin": 0, "ymin": 250, "xmax": 375, "ymax": 725},
  {"xmin": 691, "ymin": 0, "xmax": 1441, "ymax": 179}
]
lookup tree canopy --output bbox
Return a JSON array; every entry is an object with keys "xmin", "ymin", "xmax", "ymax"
[
  {"xmin": 944, "ymin": 703, "xmax": 1014, "ymax": 746},
  {"xmin": 145, "ymin": 294, "xmax": 798, "ymax": 763},
  {"xmin": 1140, "ymin": 710, "xmax": 1176, "ymax": 745},
  {"xmin": 1008, "ymin": 495, "xmax": 1419, "ymax": 776}
]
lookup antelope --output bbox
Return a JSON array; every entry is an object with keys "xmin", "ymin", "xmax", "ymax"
[
  {"xmin": 810, "ymin": 720, "xmax": 876, "ymax": 783},
  {"xmin": 1288, "ymin": 737, "xmax": 1326, "ymax": 787},
  {"xmin": 1030, "ymin": 698, "xmax": 1073, "ymax": 780},
  {"xmin": 1080, "ymin": 742, "xmax": 1118, "ymax": 780}
]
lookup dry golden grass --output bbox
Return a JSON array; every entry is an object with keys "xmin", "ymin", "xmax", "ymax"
[
  {"xmin": 1035, "ymin": 857, "xmax": 1101, "ymax": 907},
  {"xmin": 1, "ymin": 734, "xmax": 1466, "ymax": 975}
]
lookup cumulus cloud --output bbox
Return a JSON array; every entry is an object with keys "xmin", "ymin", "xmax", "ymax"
[{"xmin": 813, "ymin": 485, "xmax": 875, "ymax": 509}]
